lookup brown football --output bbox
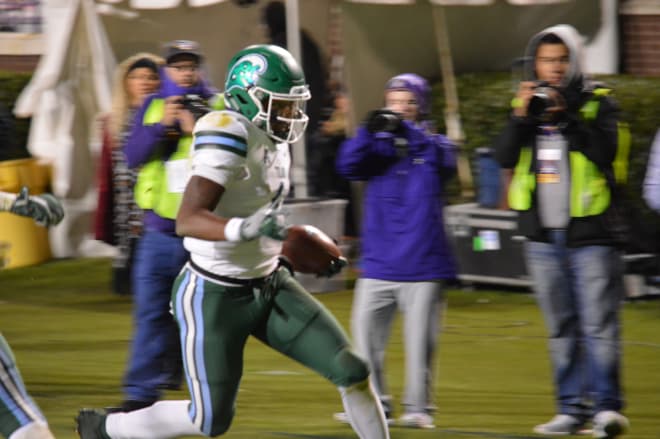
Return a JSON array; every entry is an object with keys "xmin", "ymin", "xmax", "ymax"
[{"xmin": 281, "ymin": 224, "xmax": 342, "ymax": 274}]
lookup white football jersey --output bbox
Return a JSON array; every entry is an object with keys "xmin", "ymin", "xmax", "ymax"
[{"xmin": 183, "ymin": 110, "xmax": 290, "ymax": 279}]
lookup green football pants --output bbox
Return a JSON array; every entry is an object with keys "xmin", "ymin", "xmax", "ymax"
[{"xmin": 171, "ymin": 264, "xmax": 368, "ymax": 436}]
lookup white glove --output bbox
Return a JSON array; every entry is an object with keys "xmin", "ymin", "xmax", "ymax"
[{"xmin": 10, "ymin": 187, "xmax": 65, "ymax": 227}]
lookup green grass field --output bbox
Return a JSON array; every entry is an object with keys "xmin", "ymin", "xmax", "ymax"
[{"xmin": 1, "ymin": 258, "xmax": 659, "ymax": 439}]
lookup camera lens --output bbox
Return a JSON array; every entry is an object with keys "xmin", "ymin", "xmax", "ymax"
[
  {"xmin": 375, "ymin": 113, "xmax": 400, "ymax": 129},
  {"xmin": 528, "ymin": 94, "xmax": 550, "ymax": 118}
]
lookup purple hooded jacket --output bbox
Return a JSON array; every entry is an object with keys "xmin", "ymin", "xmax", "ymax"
[
  {"xmin": 336, "ymin": 121, "xmax": 457, "ymax": 281},
  {"xmin": 124, "ymin": 67, "xmax": 216, "ymax": 234}
]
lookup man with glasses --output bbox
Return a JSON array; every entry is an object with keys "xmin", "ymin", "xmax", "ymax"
[{"xmin": 116, "ymin": 40, "xmax": 218, "ymax": 413}]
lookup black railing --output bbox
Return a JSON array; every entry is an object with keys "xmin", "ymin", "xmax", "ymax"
[{"xmin": 0, "ymin": 0, "xmax": 41, "ymax": 33}]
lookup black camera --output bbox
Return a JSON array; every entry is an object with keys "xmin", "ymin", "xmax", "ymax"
[
  {"xmin": 527, "ymin": 82, "xmax": 566, "ymax": 123},
  {"xmin": 366, "ymin": 109, "xmax": 403, "ymax": 134},
  {"xmin": 179, "ymin": 94, "xmax": 211, "ymax": 120}
]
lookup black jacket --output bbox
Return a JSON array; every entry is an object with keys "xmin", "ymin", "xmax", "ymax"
[{"xmin": 494, "ymin": 82, "xmax": 627, "ymax": 247}]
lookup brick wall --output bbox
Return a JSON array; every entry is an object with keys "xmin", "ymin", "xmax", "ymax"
[
  {"xmin": 621, "ymin": 14, "xmax": 660, "ymax": 76},
  {"xmin": 0, "ymin": 55, "xmax": 40, "ymax": 73}
]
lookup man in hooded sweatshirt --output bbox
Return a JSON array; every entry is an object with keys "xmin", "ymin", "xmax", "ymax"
[
  {"xmin": 494, "ymin": 25, "xmax": 629, "ymax": 438},
  {"xmin": 118, "ymin": 40, "xmax": 218, "ymax": 412}
]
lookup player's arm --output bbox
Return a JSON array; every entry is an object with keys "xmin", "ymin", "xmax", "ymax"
[
  {"xmin": 0, "ymin": 188, "xmax": 64, "ymax": 227},
  {"xmin": 176, "ymin": 175, "xmax": 228, "ymax": 240},
  {"xmin": 176, "ymin": 111, "xmax": 287, "ymax": 241},
  {"xmin": 176, "ymin": 177, "xmax": 287, "ymax": 242}
]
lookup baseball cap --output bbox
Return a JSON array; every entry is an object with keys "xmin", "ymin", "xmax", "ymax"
[{"xmin": 164, "ymin": 40, "xmax": 202, "ymax": 64}]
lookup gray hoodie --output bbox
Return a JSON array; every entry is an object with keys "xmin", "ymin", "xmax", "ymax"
[
  {"xmin": 524, "ymin": 24, "xmax": 584, "ymax": 89},
  {"xmin": 524, "ymin": 24, "xmax": 587, "ymax": 229}
]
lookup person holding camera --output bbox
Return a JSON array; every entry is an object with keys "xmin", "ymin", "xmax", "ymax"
[
  {"xmin": 494, "ymin": 25, "xmax": 629, "ymax": 438},
  {"xmin": 334, "ymin": 74, "xmax": 457, "ymax": 429},
  {"xmin": 117, "ymin": 40, "xmax": 218, "ymax": 413}
]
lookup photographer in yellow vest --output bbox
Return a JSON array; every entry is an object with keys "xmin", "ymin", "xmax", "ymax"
[
  {"xmin": 494, "ymin": 25, "xmax": 629, "ymax": 439},
  {"xmin": 118, "ymin": 40, "xmax": 218, "ymax": 412}
]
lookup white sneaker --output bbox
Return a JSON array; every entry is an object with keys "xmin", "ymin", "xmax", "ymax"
[
  {"xmin": 398, "ymin": 412, "xmax": 435, "ymax": 429},
  {"xmin": 533, "ymin": 414, "xmax": 590, "ymax": 436},
  {"xmin": 592, "ymin": 411, "xmax": 628, "ymax": 438},
  {"xmin": 333, "ymin": 411, "xmax": 395, "ymax": 426}
]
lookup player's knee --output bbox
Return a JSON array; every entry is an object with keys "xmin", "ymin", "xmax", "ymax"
[{"xmin": 328, "ymin": 346, "xmax": 370, "ymax": 387}]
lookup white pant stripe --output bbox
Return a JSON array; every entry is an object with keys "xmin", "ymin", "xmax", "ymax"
[
  {"xmin": 181, "ymin": 272, "xmax": 206, "ymax": 431},
  {"xmin": 0, "ymin": 348, "xmax": 43, "ymax": 425}
]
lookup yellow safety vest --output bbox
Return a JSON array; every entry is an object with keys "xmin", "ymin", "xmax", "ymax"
[
  {"xmin": 508, "ymin": 88, "xmax": 630, "ymax": 217},
  {"xmin": 133, "ymin": 98, "xmax": 191, "ymax": 220}
]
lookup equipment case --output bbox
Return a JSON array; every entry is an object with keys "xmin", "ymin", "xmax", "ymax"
[{"xmin": 444, "ymin": 203, "xmax": 531, "ymax": 287}]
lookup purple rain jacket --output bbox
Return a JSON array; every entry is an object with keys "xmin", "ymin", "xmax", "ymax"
[{"xmin": 336, "ymin": 121, "xmax": 458, "ymax": 281}]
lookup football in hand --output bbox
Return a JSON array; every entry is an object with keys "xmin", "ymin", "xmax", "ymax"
[{"xmin": 281, "ymin": 224, "xmax": 342, "ymax": 275}]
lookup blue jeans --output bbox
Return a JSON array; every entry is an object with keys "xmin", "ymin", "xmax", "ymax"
[
  {"xmin": 526, "ymin": 230, "xmax": 625, "ymax": 417},
  {"xmin": 123, "ymin": 230, "xmax": 188, "ymax": 402}
]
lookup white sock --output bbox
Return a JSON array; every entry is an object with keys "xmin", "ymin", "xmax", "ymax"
[
  {"xmin": 8, "ymin": 422, "xmax": 55, "ymax": 439},
  {"xmin": 339, "ymin": 380, "xmax": 390, "ymax": 439},
  {"xmin": 106, "ymin": 400, "xmax": 203, "ymax": 439}
]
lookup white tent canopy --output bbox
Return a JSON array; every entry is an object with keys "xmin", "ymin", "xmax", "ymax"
[
  {"xmin": 15, "ymin": 0, "xmax": 617, "ymax": 257},
  {"xmin": 14, "ymin": 0, "xmax": 116, "ymax": 257}
]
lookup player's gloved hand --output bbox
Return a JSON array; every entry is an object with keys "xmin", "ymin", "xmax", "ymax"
[
  {"xmin": 365, "ymin": 109, "xmax": 403, "ymax": 134},
  {"xmin": 10, "ymin": 187, "xmax": 64, "ymax": 227},
  {"xmin": 225, "ymin": 185, "xmax": 288, "ymax": 241},
  {"xmin": 318, "ymin": 256, "xmax": 348, "ymax": 278},
  {"xmin": 241, "ymin": 208, "xmax": 288, "ymax": 241}
]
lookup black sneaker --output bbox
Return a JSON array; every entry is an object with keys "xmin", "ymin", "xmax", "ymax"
[{"xmin": 76, "ymin": 409, "xmax": 108, "ymax": 439}]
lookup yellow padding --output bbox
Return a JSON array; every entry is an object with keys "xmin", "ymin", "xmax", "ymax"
[{"xmin": 0, "ymin": 158, "xmax": 52, "ymax": 269}]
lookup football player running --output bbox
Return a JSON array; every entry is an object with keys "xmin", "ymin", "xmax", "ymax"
[{"xmin": 76, "ymin": 45, "xmax": 390, "ymax": 439}]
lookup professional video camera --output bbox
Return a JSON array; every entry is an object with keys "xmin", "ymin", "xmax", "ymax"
[
  {"xmin": 179, "ymin": 94, "xmax": 212, "ymax": 121},
  {"xmin": 527, "ymin": 82, "xmax": 566, "ymax": 123}
]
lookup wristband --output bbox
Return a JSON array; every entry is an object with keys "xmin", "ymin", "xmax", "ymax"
[
  {"xmin": 224, "ymin": 217, "xmax": 244, "ymax": 242},
  {"xmin": 0, "ymin": 193, "xmax": 16, "ymax": 211}
]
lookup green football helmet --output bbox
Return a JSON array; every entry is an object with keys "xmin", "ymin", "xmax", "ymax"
[{"xmin": 224, "ymin": 44, "xmax": 310, "ymax": 143}]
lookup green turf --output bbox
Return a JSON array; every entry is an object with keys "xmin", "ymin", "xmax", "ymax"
[{"xmin": 1, "ymin": 258, "xmax": 659, "ymax": 438}]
